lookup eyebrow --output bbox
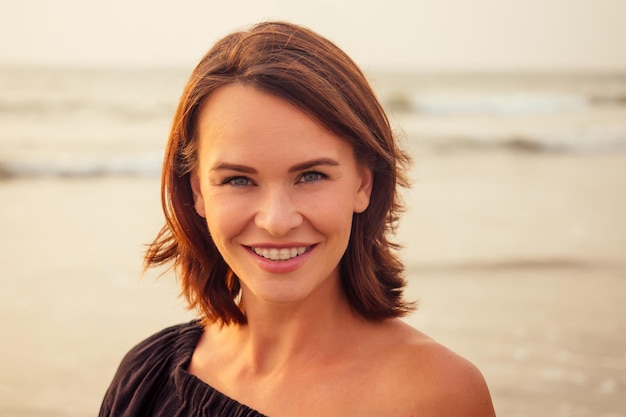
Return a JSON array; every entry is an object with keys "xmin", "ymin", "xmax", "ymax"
[
  {"xmin": 209, "ymin": 163, "xmax": 257, "ymax": 174},
  {"xmin": 209, "ymin": 158, "xmax": 340, "ymax": 174},
  {"xmin": 288, "ymin": 158, "xmax": 340, "ymax": 173}
]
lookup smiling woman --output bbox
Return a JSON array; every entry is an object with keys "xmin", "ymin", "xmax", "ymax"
[
  {"xmin": 146, "ymin": 21, "xmax": 414, "ymax": 327},
  {"xmin": 98, "ymin": 21, "xmax": 496, "ymax": 417},
  {"xmin": 190, "ymin": 84, "xmax": 373, "ymax": 307}
]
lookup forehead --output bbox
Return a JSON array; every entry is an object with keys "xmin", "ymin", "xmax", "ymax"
[{"xmin": 195, "ymin": 84, "xmax": 355, "ymax": 164}]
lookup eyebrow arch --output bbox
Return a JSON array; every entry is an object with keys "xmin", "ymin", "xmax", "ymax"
[
  {"xmin": 288, "ymin": 158, "xmax": 340, "ymax": 173},
  {"xmin": 209, "ymin": 163, "xmax": 258, "ymax": 174},
  {"xmin": 210, "ymin": 158, "xmax": 340, "ymax": 174}
]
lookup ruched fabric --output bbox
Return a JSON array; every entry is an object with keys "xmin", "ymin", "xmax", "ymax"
[{"xmin": 99, "ymin": 321, "xmax": 267, "ymax": 417}]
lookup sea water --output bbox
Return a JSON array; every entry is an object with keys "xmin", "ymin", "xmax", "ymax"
[{"xmin": 1, "ymin": 67, "xmax": 626, "ymax": 178}]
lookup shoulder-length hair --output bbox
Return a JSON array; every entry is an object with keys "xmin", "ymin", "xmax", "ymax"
[{"xmin": 145, "ymin": 21, "xmax": 414, "ymax": 325}]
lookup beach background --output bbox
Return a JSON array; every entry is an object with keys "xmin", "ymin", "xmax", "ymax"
[{"xmin": 2, "ymin": 1, "xmax": 626, "ymax": 416}]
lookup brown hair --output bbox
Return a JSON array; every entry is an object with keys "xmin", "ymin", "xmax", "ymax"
[{"xmin": 146, "ymin": 21, "xmax": 414, "ymax": 325}]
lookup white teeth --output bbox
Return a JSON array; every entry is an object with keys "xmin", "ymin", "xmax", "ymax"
[{"xmin": 252, "ymin": 247, "xmax": 309, "ymax": 261}]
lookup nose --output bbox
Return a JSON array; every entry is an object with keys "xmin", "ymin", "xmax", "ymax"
[{"xmin": 254, "ymin": 186, "xmax": 303, "ymax": 237}]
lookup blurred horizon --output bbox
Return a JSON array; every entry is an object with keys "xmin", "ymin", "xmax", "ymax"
[
  {"xmin": 3, "ymin": 63, "xmax": 626, "ymax": 76},
  {"xmin": 2, "ymin": 67, "xmax": 625, "ymax": 180}
]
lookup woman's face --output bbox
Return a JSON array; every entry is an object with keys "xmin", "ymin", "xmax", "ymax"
[{"xmin": 191, "ymin": 84, "xmax": 372, "ymax": 309}]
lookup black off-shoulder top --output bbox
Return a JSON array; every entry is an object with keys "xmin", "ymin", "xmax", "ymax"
[{"xmin": 99, "ymin": 321, "xmax": 267, "ymax": 417}]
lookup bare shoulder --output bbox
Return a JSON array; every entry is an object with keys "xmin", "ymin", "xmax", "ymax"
[{"xmin": 374, "ymin": 320, "xmax": 496, "ymax": 417}]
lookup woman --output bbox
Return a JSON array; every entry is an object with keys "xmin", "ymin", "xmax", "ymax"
[{"xmin": 100, "ymin": 21, "xmax": 495, "ymax": 417}]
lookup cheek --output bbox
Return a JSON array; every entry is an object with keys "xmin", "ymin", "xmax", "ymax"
[
  {"xmin": 300, "ymin": 193, "xmax": 355, "ymax": 235},
  {"xmin": 203, "ymin": 197, "xmax": 251, "ymax": 242}
]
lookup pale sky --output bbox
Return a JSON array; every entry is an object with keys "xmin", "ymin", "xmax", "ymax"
[{"xmin": 1, "ymin": 0, "xmax": 625, "ymax": 72}]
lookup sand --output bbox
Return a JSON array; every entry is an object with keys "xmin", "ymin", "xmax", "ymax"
[{"xmin": 1, "ymin": 151, "xmax": 625, "ymax": 417}]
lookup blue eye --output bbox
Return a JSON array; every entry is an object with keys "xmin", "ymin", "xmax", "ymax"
[
  {"xmin": 225, "ymin": 176, "xmax": 253, "ymax": 187},
  {"xmin": 299, "ymin": 171, "xmax": 326, "ymax": 183}
]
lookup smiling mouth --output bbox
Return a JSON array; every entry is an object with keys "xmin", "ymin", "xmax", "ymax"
[{"xmin": 251, "ymin": 246, "xmax": 310, "ymax": 261}]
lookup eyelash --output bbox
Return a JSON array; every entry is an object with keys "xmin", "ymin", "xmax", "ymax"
[
  {"xmin": 298, "ymin": 171, "xmax": 327, "ymax": 184},
  {"xmin": 222, "ymin": 176, "xmax": 254, "ymax": 187},
  {"xmin": 221, "ymin": 171, "xmax": 328, "ymax": 187}
]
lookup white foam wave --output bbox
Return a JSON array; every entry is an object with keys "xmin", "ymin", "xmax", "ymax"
[
  {"xmin": 409, "ymin": 92, "xmax": 589, "ymax": 115},
  {"xmin": 0, "ymin": 151, "xmax": 163, "ymax": 178}
]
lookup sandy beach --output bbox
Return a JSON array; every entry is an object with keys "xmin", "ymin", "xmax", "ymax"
[{"xmin": 1, "ymin": 150, "xmax": 624, "ymax": 416}]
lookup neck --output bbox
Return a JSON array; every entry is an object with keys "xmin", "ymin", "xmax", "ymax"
[{"xmin": 218, "ymin": 279, "xmax": 364, "ymax": 376}]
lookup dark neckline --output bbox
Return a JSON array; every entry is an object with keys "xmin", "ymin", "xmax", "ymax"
[{"xmin": 173, "ymin": 321, "xmax": 268, "ymax": 417}]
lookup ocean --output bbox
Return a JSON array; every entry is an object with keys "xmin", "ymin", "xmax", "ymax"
[
  {"xmin": 1, "ymin": 67, "xmax": 626, "ymax": 178},
  {"xmin": 2, "ymin": 67, "xmax": 626, "ymax": 416}
]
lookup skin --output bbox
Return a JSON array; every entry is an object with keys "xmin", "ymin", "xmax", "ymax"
[{"xmin": 189, "ymin": 84, "xmax": 496, "ymax": 417}]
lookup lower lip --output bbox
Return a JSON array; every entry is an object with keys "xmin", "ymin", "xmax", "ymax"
[{"xmin": 247, "ymin": 246, "xmax": 314, "ymax": 274}]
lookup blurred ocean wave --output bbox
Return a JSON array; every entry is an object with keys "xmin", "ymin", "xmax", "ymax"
[
  {"xmin": 0, "ymin": 95, "xmax": 173, "ymax": 120},
  {"xmin": 1, "ymin": 67, "xmax": 626, "ymax": 178},
  {"xmin": 376, "ymin": 72, "xmax": 626, "ymax": 154},
  {"xmin": 0, "ymin": 150, "xmax": 163, "ymax": 179},
  {"xmin": 391, "ymin": 91, "xmax": 590, "ymax": 115}
]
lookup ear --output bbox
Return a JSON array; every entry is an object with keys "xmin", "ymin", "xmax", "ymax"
[
  {"xmin": 354, "ymin": 165, "xmax": 373, "ymax": 214},
  {"xmin": 190, "ymin": 173, "xmax": 206, "ymax": 218}
]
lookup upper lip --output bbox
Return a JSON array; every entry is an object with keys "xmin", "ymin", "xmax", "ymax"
[{"xmin": 246, "ymin": 242, "xmax": 315, "ymax": 249}]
